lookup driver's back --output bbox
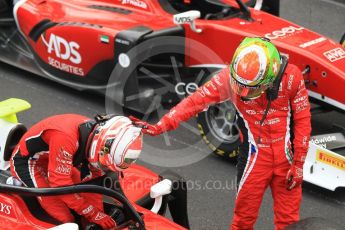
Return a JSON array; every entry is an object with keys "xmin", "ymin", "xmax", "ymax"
[{"xmin": 16, "ymin": 114, "xmax": 90, "ymax": 157}]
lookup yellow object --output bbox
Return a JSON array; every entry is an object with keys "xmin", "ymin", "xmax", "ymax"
[
  {"xmin": 317, "ymin": 149, "xmax": 345, "ymax": 171},
  {"xmin": 0, "ymin": 98, "xmax": 31, "ymax": 123}
]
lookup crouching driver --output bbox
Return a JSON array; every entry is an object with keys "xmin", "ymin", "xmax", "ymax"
[{"xmin": 9, "ymin": 114, "xmax": 143, "ymax": 230}]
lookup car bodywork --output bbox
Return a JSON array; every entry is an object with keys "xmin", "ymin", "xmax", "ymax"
[
  {"xmin": 0, "ymin": 0, "xmax": 345, "ymax": 191},
  {"xmin": 2, "ymin": 0, "xmax": 343, "ymax": 108}
]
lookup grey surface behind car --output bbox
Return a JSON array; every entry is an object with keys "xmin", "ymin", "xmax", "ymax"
[{"xmin": 280, "ymin": 0, "xmax": 345, "ymax": 42}]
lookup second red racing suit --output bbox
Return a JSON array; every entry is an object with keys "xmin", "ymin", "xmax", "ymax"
[
  {"xmin": 156, "ymin": 64, "xmax": 311, "ymax": 230},
  {"xmin": 10, "ymin": 114, "xmax": 105, "ymax": 223}
]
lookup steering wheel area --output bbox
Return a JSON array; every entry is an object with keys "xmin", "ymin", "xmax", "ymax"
[
  {"xmin": 85, "ymin": 207, "xmax": 128, "ymax": 230},
  {"xmin": 0, "ymin": 184, "xmax": 145, "ymax": 230},
  {"xmin": 159, "ymin": 0, "xmax": 237, "ymax": 20},
  {"xmin": 204, "ymin": 0, "xmax": 230, "ymax": 19},
  {"xmin": 205, "ymin": 7, "xmax": 232, "ymax": 20},
  {"xmin": 205, "ymin": 0, "xmax": 230, "ymax": 8}
]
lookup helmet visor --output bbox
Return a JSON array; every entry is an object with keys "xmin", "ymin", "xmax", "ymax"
[{"xmin": 229, "ymin": 74, "xmax": 269, "ymax": 99}]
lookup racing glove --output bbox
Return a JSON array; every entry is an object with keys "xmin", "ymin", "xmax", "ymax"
[
  {"xmin": 129, "ymin": 116, "xmax": 164, "ymax": 136},
  {"xmin": 82, "ymin": 205, "xmax": 116, "ymax": 230},
  {"xmin": 286, "ymin": 161, "xmax": 304, "ymax": 191}
]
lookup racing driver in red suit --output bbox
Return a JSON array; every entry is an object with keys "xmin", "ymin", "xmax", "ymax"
[
  {"xmin": 131, "ymin": 37, "xmax": 311, "ymax": 230},
  {"xmin": 10, "ymin": 114, "xmax": 143, "ymax": 230}
]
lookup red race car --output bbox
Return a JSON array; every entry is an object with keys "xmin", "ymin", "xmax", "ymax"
[
  {"xmin": 0, "ymin": 0, "xmax": 345, "ymax": 189},
  {"xmin": 0, "ymin": 98, "xmax": 189, "ymax": 230}
]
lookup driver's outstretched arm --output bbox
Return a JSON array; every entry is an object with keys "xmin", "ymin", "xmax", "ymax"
[{"xmin": 158, "ymin": 69, "xmax": 232, "ymax": 132}]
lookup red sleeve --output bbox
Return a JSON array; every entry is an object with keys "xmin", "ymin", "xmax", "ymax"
[
  {"xmin": 288, "ymin": 65, "xmax": 312, "ymax": 163},
  {"xmin": 45, "ymin": 131, "xmax": 96, "ymax": 215},
  {"xmin": 159, "ymin": 68, "xmax": 232, "ymax": 131}
]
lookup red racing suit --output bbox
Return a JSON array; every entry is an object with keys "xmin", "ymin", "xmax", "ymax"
[
  {"xmin": 10, "ymin": 114, "xmax": 105, "ymax": 223},
  {"xmin": 156, "ymin": 64, "xmax": 311, "ymax": 230}
]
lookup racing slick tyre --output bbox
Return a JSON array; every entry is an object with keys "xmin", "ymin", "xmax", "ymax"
[
  {"xmin": 340, "ymin": 32, "xmax": 345, "ymax": 47},
  {"xmin": 197, "ymin": 101, "xmax": 240, "ymax": 161}
]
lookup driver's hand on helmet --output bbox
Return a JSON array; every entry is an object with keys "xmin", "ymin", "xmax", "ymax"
[
  {"xmin": 129, "ymin": 116, "xmax": 163, "ymax": 136},
  {"xmin": 83, "ymin": 205, "xmax": 116, "ymax": 230}
]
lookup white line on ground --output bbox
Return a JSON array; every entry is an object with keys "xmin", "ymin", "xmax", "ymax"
[{"xmin": 320, "ymin": 0, "xmax": 345, "ymax": 8}]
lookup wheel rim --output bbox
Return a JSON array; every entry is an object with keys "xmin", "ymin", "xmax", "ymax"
[{"xmin": 205, "ymin": 101, "xmax": 239, "ymax": 144}]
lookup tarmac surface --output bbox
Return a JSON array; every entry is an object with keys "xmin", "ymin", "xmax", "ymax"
[{"xmin": 0, "ymin": 0, "xmax": 345, "ymax": 229}]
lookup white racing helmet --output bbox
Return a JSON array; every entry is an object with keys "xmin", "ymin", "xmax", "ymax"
[{"xmin": 89, "ymin": 116, "xmax": 143, "ymax": 171}]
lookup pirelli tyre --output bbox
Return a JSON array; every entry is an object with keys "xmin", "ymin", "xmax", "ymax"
[
  {"xmin": 341, "ymin": 32, "xmax": 345, "ymax": 47},
  {"xmin": 197, "ymin": 101, "xmax": 240, "ymax": 160}
]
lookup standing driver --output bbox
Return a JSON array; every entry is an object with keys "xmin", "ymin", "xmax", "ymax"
[
  {"xmin": 10, "ymin": 114, "xmax": 143, "ymax": 230},
  {"xmin": 131, "ymin": 37, "xmax": 311, "ymax": 230}
]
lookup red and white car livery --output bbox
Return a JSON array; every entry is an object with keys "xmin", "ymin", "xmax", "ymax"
[{"xmin": 0, "ymin": 0, "xmax": 345, "ymax": 191}]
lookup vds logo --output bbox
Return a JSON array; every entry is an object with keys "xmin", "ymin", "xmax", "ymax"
[
  {"xmin": 323, "ymin": 48, "xmax": 345, "ymax": 62},
  {"xmin": 175, "ymin": 16, "xmax": 192, "ymax": 24},
  {"xmin": 46, "ymin": 33, "xmax": 82, "ymax": 64}
]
